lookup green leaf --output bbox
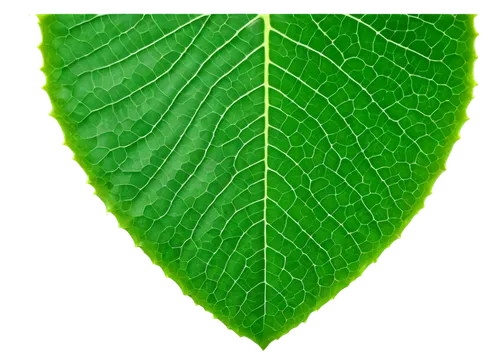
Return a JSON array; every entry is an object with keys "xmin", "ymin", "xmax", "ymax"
[{"xmin": 38, "ymin": 14, "xmax": 477, "ymax": 349}]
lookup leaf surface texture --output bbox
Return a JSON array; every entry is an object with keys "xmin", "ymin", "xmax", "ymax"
[{"xmin": 38, "ymin": 14, "xmax": 476, "ymax": 348}]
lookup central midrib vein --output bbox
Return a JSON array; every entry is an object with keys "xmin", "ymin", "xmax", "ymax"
[{"xmin": 261, "ymin": 13, "xmax": 270, "ymax": 327}]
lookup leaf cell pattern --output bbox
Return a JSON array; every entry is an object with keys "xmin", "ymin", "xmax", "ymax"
[{"xmin": 38, "ymin": 14, "xmax": 476, "ymax": 349}]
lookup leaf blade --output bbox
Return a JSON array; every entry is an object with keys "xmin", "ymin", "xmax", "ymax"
[{"xmin": 38, "ymin": 14, "xmax": 477, "ymax": 349}]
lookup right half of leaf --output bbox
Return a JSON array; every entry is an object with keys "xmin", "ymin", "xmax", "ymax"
[{"xmin": 260, "ymin": 14, "xmax": 477, "ymax": 348}]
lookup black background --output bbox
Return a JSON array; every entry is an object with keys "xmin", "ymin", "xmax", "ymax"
[{"xmin": 23, "ymin": 9, "xmax": 493, "ymax": 358}]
